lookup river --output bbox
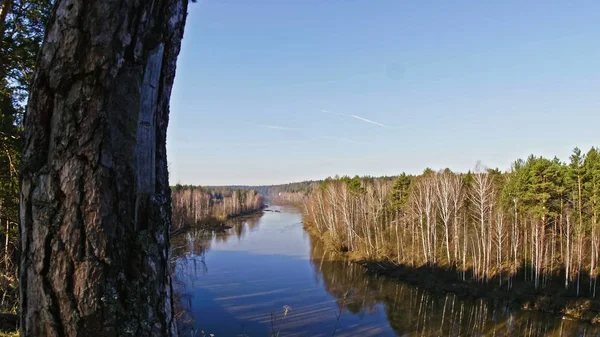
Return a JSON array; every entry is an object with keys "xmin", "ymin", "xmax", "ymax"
[{"xmin": 171, "ymin": 205, "xmax": 600, "ymax": 337}]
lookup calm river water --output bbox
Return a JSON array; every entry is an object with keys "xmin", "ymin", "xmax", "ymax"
[{"xmin": 171, "ymin": 205, "xmax": 600, "ymax": 337}]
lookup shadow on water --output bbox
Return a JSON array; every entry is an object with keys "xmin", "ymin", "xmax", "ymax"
[{"xmin": 170, "ymin": 206, "xmax": 600, "ymax": 336}]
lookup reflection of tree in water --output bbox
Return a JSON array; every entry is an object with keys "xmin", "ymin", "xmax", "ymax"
[
  {"xmin": 170, "ymin": 214, "xmax": 263, "ymax": 335},
  {"xmin": 308, "ymin": 236, "xmax": 600, "ymax": 337},
  {"xmin": 231, "ymin": 214, "xmax": 261, "ymax": 239},
  {"xmin": 171, "ymin": 229, "xmax": 212, "ymax": 335},
  {"xmin": 171, "ymin": 213, "xmax": 262, "ymax": 259}
]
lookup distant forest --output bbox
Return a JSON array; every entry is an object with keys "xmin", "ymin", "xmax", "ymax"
[
  {"xmin": 200, "ymin": 181, "xmax": 322, "ymax": 202},
  {"xmin": 171, "ymin": 185, "xmax": 264, "ymax": 231}
]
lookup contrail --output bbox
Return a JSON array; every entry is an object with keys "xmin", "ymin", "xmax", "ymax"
[
  {"xmin": 256, "ymin": 124, "xmax": 298, "ymax": 131},
  {"xmin": 350, "ymin": 114, "xmax": 388, "ymax": 128},
  {"xmin": 321, "ymin": 109, "xmax": 389, "ymax": 128}
]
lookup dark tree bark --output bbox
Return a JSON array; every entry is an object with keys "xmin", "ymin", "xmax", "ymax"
[{"xmin": 19, "ymin": 0, "xmax": 187, "ymax": 336}]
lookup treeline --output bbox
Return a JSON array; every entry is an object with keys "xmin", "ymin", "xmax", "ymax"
[
  {"xmin": 171, "ymin": 185, "xmax": 264, "ymax": 231},
  {"xmin": 273, "ymin": 192, "xmax": 307, "ymax": 205},
  {"xmin": 269, "ymin": 180, "xmax": 322, "ymax": 194},
  {"xmin": 203, "ymin": 185, "xmax": 272, "ymax": 197},
  {"xmin": 271, "ymin": 181, "xmax": 320, "ymax": 204},
  {"xmin": 205, "ymin": 180, "xmax": 322, "ymax": 201},
  {"xmin": 304, "ymin": 147, "xmax": 600, "ymax": 297}
]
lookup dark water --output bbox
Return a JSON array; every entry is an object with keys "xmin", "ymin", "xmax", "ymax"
[{"xmin": 171, "ymin": 205, "xmax": 600, "ymax": 337}]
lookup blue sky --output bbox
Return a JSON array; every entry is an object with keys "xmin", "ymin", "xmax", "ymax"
[{"xmin": 167, "ymin": 0, "xmax": 600, "ymax": 185}]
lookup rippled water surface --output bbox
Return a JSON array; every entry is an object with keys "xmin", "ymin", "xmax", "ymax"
[{"xmin": 171, "ymin": 205, "xmax": 600, "ymax": 337}]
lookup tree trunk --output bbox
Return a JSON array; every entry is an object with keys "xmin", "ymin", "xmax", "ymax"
[{"xmin": 19, "ymin": 0, "xmax": 187, "ymax": 336}]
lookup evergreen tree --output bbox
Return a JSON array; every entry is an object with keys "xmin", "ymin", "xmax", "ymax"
[
  {"xmin": 390, "ymin": 173, "xmax": 412, "ymax": 211},
  {"xmin": 20, "ymin": 0, "xmax": 189, "ymax": 334},
  {"xmin": 584, "ymin": 147, "xmax": 600, "ymax": 225},
  {"xmin": 569, "ymin": 148, "xmax": 586, "ymax": 228},
  {"xmin": 0, "ymin": 0, "xmax": 51, "ymax": 313}
]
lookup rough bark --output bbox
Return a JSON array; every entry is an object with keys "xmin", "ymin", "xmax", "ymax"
[{"xmin": 19, "ymin": 0, "xmax": 187, "ymax": 336}]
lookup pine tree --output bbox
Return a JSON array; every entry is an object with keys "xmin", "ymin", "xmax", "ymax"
[
  {"xmin": 584, "ymin": 147, "xmax": 600, "ymax": 296},
  {"xmin": 390, "ymin": 173, "xmax": 412, "ymax": 211},
  {"xmin": 20, "ymin": 0, "xmax": 188, "ymax": 335},
  {"xmin": 0, "ymin": 0, "xmax": 51, "ymax": 313}
]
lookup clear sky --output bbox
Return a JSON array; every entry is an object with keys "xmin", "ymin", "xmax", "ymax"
[{"xmin": 167, "ymin": 0, "xmax": 600, "ymax": 186}]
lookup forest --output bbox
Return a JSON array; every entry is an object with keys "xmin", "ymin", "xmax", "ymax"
[
  {"xmin": 0, "ymin": 0, "xmax": 51, "ymax": 316},
  {"xmin": 303, "ymin": 147, "xmax": 600, "ymax": 302},
  {"xmin": 171, "ymin": 185, "xmax": 264, "ymax": 232},
  {"xmin": 206, "ymin": 180, "xmax": 322, "ymax": 201}
]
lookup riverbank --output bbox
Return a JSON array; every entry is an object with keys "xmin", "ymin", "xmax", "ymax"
[{"xmin": 304, "ymin": 224, "xmax": 600, "ymax": 324}]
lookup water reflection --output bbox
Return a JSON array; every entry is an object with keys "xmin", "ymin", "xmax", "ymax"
[
  {"xmin": 171, "ymin": 206, "xmax": 600, "ymax": 337},
  {"xmin": 309, "ymin": 235, "xmax": 600, "ymax": 337},
  {"xmin": 171, "ymin": 213, "xmax": 263, "ymax": 335}
]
